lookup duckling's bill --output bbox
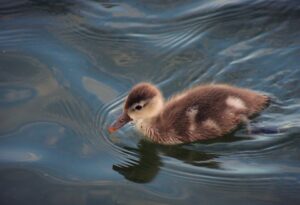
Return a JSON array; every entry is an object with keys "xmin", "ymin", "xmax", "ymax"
[{"xmin": 108, "ymin": 112, "xmax": 132, "ymax": 133}]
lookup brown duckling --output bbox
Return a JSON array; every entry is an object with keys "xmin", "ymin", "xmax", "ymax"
[{"xmin": 108, "ymin": 83, "xmax": 270, "ymax": 145}]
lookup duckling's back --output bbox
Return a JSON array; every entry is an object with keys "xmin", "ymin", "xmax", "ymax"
[{"xmin": 159, "ymin": 84, "xmax": 270, "ymax": 142}]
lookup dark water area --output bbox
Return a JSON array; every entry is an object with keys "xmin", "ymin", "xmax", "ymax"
[{"xmin": 1, "ymin": 0, "xmax": 300, "ymax": 204}]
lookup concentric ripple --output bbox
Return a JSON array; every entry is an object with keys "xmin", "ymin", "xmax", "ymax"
[
  {"xmin": 94, "ymin": 93, "xmax": 141, "ymax": 155},
  {"xmin": 95, "ymin": 88, "xmax": 299, "ymax": 187}
]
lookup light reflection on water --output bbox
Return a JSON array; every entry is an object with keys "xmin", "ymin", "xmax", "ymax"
[{"xmin": 1, "ymin": 0, "xmax": 300, "ymax": 204}]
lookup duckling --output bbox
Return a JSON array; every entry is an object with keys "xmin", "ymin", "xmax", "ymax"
[{"xmin": 108, "ymin": 83, "xmax": 270, "ymax": 145}]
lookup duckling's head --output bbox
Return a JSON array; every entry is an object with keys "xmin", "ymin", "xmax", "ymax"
[{"xmin": 108, "ymin": 83, "xmax": 164, "ymax": 133}]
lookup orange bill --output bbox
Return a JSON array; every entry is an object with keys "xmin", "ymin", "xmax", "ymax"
[{"xmin": 108, "ymin": 112, "xmax": 132, "ymax": 133}]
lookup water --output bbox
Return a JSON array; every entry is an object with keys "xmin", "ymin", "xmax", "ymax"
[{"xmin": 1, "ymin": 0, "xmax": 300, "ymax": 204}]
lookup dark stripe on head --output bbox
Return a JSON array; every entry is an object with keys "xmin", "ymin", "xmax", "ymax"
[{"xmin": 125, "ymin": 83, "xmax": 158, "ymax": 109}]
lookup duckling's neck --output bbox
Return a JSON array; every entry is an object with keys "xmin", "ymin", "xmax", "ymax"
[
  {"xmin": 135, "ymin": 117, "xmax": 184, "ymax": 145},
  {"xmin": 135, "ymin": 96, "xmax": 166, "ymax": 142},
  {"xmin": 135, "ymin": 117, "xmax": 160, "ymax": 141}
]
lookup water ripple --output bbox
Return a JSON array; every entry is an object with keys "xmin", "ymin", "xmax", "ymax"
[
  {"xmin": 94, "ymin": 93, "xmax": 137, "ymax": 156},
  {"xmin": 0, "ymin": 0, "xmax": 27, "ymax": 16},
  {"xmin": 0, "ymin": 29, "xmax": 41, "ymax": 47},
  {"xmin": 1, "ymin": 0, "xmax": 300, "ymax": 203},
  {"xmin": 43, "ymin": 95, "xmax": 101, "ymax": 150}
]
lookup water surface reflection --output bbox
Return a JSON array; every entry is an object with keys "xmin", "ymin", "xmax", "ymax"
[{"xmin": 1, "ymin": 0, "xmax": 300, "ymax": 204}]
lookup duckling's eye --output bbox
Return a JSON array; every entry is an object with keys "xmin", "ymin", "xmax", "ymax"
[{"xmin": 135, "ymin": 105, "xmax": 142, "ymax": 110}]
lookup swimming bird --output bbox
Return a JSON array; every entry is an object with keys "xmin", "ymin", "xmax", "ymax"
[{"xmin": 108, "ymin": 83, "xmax": 270, "ymax": 145}]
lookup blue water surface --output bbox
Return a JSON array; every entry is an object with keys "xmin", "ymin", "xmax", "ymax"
[{"xmin": 1, "ymin": 0, "xmax": 300, "ymax": 204}]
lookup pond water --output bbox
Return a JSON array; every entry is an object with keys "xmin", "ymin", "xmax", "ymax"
[{"xmin": 1, "ymin": 0, "xmax": 300, "ymax": 204}]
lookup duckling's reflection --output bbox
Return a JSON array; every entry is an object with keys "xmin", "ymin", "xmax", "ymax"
[
  {"xmin": 112, "ymin": 140, "xmax": 220, "ymax": 183},
  {"xmin": 113, "ymin": 140, "xmax": 161, "ymax": 183}
]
